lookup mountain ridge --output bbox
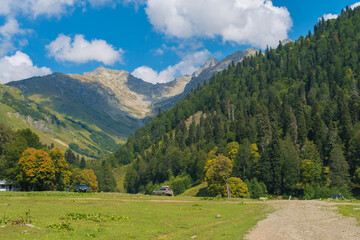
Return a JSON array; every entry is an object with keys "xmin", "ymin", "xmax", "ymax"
[{"xmin": 5, "ymin": 47, "xmax": 257, "ymax": 157}]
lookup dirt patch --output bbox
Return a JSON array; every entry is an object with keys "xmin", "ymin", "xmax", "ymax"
[{"xmin": 245, "ymin": 200, "xmax": 360, "ymax": 240}]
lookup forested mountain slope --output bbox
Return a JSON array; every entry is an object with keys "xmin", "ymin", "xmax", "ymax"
[{"xmin": 113, "ymin": 6, "xmax": 360, "ymax": 197}]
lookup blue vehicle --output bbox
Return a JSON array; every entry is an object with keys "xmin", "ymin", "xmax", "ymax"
[{"xmin": 75, "ymin": 184, "xmax": 91, "ymax": 193}]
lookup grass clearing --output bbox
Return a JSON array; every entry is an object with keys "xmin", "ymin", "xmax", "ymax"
[
  {"xmin": 0, "ymin": 192, "xmax": 270, "ymax": 239},
  {"xmin": 337, "ymin": 205, "xmax": 360, "ymax": 225},
  {"xmin": 180, "ymin": 182, "xmax": 208, "ymax": 197}
]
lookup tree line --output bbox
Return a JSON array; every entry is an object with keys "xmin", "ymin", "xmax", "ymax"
[{"xmin": 0, "ymin": 123, "xmax": 116, "ymax": 192}]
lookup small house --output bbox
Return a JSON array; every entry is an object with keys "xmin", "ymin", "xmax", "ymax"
[{"xmin": 0, "ymin": 180, "xmax": 18, "ymax": 191}]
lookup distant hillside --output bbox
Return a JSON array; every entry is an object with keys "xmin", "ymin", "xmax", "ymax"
[{"xmin": 0, "ymin": 84, "xmax": 117, "ymax": 158}]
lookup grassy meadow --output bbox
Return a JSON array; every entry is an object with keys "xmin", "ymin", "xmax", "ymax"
[
  {"xmin": 0, "ymin": 192, "xmax": 270, "ymax": 239},
  {"xmin": 337, "ymin": 204, "xmax": 360, "ymax": 225}
]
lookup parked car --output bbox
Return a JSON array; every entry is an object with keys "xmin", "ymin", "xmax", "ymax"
[
  {"xmin": 152, "ymin": 186, "xmax": 174, "ymax": 196},
  {"xmin": 75, "ymin": 184, "xmax": 91, "ymax": 193}
]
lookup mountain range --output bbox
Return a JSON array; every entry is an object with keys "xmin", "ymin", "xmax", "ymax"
[{"xmin": 2, "ymin": 48, "xmax": 257, "ymax": 158}]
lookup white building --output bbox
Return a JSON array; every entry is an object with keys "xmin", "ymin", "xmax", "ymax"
[{"xmin": 0, "ymin": 180, "xmax": 18, "ymax": 191}]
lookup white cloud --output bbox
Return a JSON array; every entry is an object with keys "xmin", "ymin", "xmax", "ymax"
[
  {"xmin": 0, "ymin": 51, "xmax": 52, "ymax": 84},
  {"xmin": 319, "ymin": 2, "xmax": 360, "ymax": 22},
  {"xmin": 46, "ymin": 34, "xmax": 124, "ymax": 65},
  {"xmin": 321, "ymin": 13, "xmax": 339, "ymax": 21},
  {"xmin": 145, "ymin": 0, "xmax": 292, "ymax": 48},
  {"xmin": 0, "ymin": 17, "xmax": 31, "ymax": 56},
  {"xmin": 0, "ymin": 0, "xmax": 77, "ymax": 18},
  {"xmin": 132, "ymin": 50, "xmax": 210, "ymax": 84},
  {"xmin": 0, "ymin": 18, "xmax": 27, "ymax": 38},
  {"xmin": 351, "ymin": 2, "xmax": 360, "ymax": 9},
  {"xmin": 0, "ymin": 0, "xmax": 137, "ymax": 18},
  {"xmin": 152, "ymin": 48, "xmax": 164, "ymax": 55}
]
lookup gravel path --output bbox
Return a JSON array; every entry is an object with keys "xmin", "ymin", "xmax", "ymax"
[{"xmin": 245, "ymin": 200, "xmax": 360, "ymax": 240}]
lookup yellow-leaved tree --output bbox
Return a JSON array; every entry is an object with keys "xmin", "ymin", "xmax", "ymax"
[
  {"xmin": 224, "ymin": 142, "xmax": 239, "ymax": 161},
  {"xmin": 205, "ymin": 154, "xmax": 232, "ymax": 197},
  {"xmin": 17, "ymin": 147, "xmax": 72, "ymax": 191},
  {"xmin": 222, "ymin": 177, "xmax": 249, "ymax": 198},
  {"xmin": 203, "ymin": 146, "xmax": 218, "ymax": 174},
  {"xmin": 17, "ymin": 148, "xmax": 55, "ymax": 191},
  {"xmin": 50, "ymin": 147, "xmax": 72, "ymax": 191},
  {"xmin": 72, "ymin": 169, "xmax": 98, "ymax": 192},
  {"xmin": 205, "ymin": 153, "xmax": 249, "ymax": 198},
  {"xmin": 249, "ymin": 143, "xmax": 261, "ymax": 177}
]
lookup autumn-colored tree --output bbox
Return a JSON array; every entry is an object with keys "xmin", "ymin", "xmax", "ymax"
[
  {"xmin": 17, "ymin": 148, "xmax": 55, "ymax": 190},
  {"xmin": 50, "ymin": 147, "xmax": 71, "ymax": 191},
  {"xmin": 205, "ymin": 154, "xmax": 232, "ymax": 197},
  {"xmin": 224, "ymin": 141, "xmax": 239, "ymax": 161},
  {"xmin": 203, "ymin": 146, "xmax": 218, "ymax": 174},
  {"xmin": 249, "ymin": 143, "xmax": 261, "ymax": 177},
  {"xmin": 72, "ymin": 169, "xmax": 98, "ymax": 192},
  {"xmin": 221, "ymin": 177, "xmax": 249, "ymax": 198}
]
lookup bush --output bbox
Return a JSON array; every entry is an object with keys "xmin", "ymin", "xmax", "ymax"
[
  {"xmin": 170, "ymin": 176, "xmax": 192, "ymax": 195},
  {"xmin": 144, "ymin": 181, "xmax": 154, "ymax": 195},
  {"xmin": 303, "ymin": 185, "xmax": 352, "ymax": 200},
  {"xmin": 157, "ymin": 174, "xmax": 193, "ymax": 196},
  {"xmin": 223, "ymin": 177, "xmax": 249, "ymax": 198},
  {"xmin": 303, "ymin": 186, "xmax": 315, "ymax": 199},
  {"xmin": 330, "ymin": 186, "xmax": 353, "ymax": 199},
  {"xmin": 314, "ymin": 186, "xmax": 331, "ymax": 199},
  {"xmin": 248, "ymin": 178, "xmax": 267, "ymax": 199}
]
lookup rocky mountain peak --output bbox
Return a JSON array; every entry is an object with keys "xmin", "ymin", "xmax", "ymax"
[
  {"xmin": 281, "ymin": 39, "xmax": 293, "ymax": 45},
  {"xmin": 211, "ymin": 47, "xmax": 258, "ymax": 73},
  {"xmin": 193, "ymin": 58, "xmax": 219, "ymax": 77},
  {"xmin": 223, "ymin": 47, "xmax": 257, "ymax": 63},
  {"xmin": 83, "ymin": 67, "xmax": 130, "ymax": 83}
]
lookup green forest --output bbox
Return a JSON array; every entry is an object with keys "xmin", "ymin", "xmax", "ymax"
[{"xmin": 107, "ymin": 6, "xmax": 360, "ymax": 198}]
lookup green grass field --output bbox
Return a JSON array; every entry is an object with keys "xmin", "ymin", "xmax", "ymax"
[
  {"xmin": 337, "ymin": 204, "xmax": 360, "ymax": 225},
  {"xmin": 0, "ymin": 192, "xmax": 270, "ymax": 239}
]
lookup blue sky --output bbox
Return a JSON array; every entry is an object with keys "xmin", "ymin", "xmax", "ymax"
[{"xmin": 0, "ymin": 0, "xmax": 359, "ymax": 84}]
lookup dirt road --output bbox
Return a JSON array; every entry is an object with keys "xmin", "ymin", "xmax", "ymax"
[{"xmin": 245, "ymin": 200, "xmax": 360, "ymax": 240}]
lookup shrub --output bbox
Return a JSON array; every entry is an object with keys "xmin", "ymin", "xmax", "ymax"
[
  {"xmin": 247, "ymin": 178, "xmax": 267, "ymax": 199},
  {"xmin": 303, "ymin": 185, "xmax": 352, "ymax": 200},
  {"xmin": 314, "ymin": 186, "xmax": 331, "ymax": 199},
  {"xmin": 47, "ymin": 222, "xmax": 73, "ymax": 231},
  {"xmin": 303, "ymin": 186, "xmax": 315, "ymax": 199},
  {"xmin": 223, "ymin": 177, "xmax": 250, "ymax": 198}
]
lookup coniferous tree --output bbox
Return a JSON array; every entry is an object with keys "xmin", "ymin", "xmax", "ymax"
[
  {"xmin": 329, "ymin": 144, "xmax": 350, "ymax": 187},
  {"xmin": 80, "ymin": 157, "xmax": 86, "ymax": 169},
  {"xmin": 281, "ymin": 135, "xmax": 300, "ymax": 193},
  {"xmin": 295, "ymin": 101, "xmax": 307, "ymax": 146},
  {"xmin": 268, "ymin": 129, "xmax": 282, "ymax": 195}
]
